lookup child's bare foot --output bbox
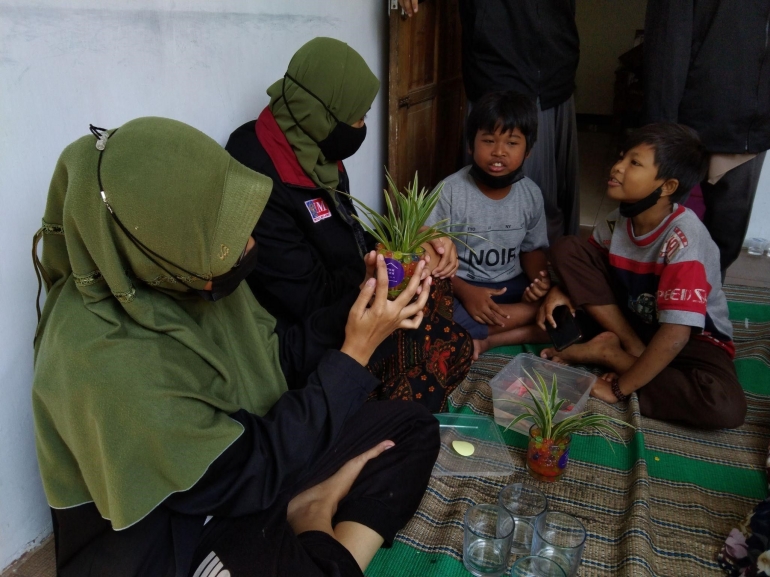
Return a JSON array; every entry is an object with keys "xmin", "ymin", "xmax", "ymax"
[
  {"xmin": 540, "ymin": 332, "xmax": 622, "ymax": 366},
  {"xmin": 287, "ymin": 440, "xmax": 394, "ymax": 536},
  {"xmin": 473, "ymin": 338, "xmax": 490, "ymax": 361}
]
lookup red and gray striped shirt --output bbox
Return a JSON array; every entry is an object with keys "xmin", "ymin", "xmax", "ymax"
[{"xmin": 590, "ymin": 205, "xmax": 734, "ymax": 357}]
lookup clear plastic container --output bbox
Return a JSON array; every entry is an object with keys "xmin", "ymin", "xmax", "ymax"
[
  {"xmin": 489, "ymin": 354, "xmax": 597, "ymax": 435},
  {"xmin": 433, "ymin": 413, "xmax": 514, "ymax": 477}
]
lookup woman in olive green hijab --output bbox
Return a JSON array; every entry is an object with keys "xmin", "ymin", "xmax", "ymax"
[
  {"xmin": 227, "ymin": 38, "xmax": 473, "ymax": 411},
  {"xmin": 32, "ymin": 117, "xmax": 439, "ymax": 576}
]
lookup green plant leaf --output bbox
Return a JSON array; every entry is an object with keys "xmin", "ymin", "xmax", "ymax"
[
  {"xmin": 505, "ymin": 366, "xmax": 634, "ymax": 445},
  {"xmin": 503, "ymin": 412, "xmax": 535, "ymax": 432},
  {"xmin": 340, "ymin": 171, "xmax": 487, "ymax": 254}
]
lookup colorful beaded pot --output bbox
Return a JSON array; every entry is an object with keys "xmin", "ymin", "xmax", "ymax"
[
  {"xmin": 376, "ymin": 243, "xmax": 425, "ymax": 299},
  {"xmin": 526, "ymin": 424, "xmax": 571, "ymax": 482}
]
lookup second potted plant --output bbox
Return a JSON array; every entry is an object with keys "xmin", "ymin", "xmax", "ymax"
[{"xmin": 503, "ymin": 368, "xmax": 631, "ymax": 482}]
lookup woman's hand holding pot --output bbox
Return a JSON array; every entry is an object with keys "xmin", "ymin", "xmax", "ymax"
[{"xmin": 342, "ymin": 254, "xmax": 431, "ymax": 366}]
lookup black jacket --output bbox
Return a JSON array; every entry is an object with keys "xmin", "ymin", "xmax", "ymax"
[
  {"xmin": 458, "ymin": 0, "xmax": 579, "ymax": 109},
  {"xmin": 645, "ymin": 0, "xmax": 770, "ymax": 153},
  {"xmin": 225, "ymin": 115, "xmax": 374, "ymax": 330}
]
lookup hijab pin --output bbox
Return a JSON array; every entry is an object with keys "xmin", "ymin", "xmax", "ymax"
[{"xmin": 89, "ymin": 124, "xmax": 109, "ymax": 150}]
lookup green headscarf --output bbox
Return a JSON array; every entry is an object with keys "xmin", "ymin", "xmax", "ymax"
[
  {"xmin": 32, "ymin": 117, "xmax": 288, "ymax": 530},
  {"xmin": 267, "ymin": 37, "xmax": 380, "ymax": 192}
]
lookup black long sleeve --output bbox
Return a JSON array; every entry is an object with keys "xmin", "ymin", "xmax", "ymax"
[
  {"xmin": 164, "ymin": 350, "xmax": 379, "ymax": 518},
  {"xmin": 644, "ymin": 0, "xmax": 694, "ymax": 124},
  {"xmin": 275, "ymin": 289, "xmax": 359, "ymax": 389}
]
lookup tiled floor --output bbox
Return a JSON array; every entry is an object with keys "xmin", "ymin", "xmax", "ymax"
[
  {"xmin": 0, "ymin": 538, "xmax": 54, "ymax": 577},
  {"xmin": 3, "ymin": 132, "xmax": 770, "ymax": 577}
]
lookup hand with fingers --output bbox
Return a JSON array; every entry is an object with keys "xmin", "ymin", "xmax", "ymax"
[
  {"xmin": 460, "ymin": 284, "xmax": 510, "ymax": 327},
  {"xmin": 522, "ymin": 270, "xmax": 551, "ymax": 303},
  {"xmin": 342, "ymin": 255, "xmax": 432, "ymax": 366},
  {"xmin": 536, "ymin": 285, "xmax": 575, "ymax": 330},
  {"xmin": 398, "ymin": 0, "xmax": 420, "ymax": 17},
  {"xmin": 424, "ymin": 236, "xmax": 459, "ymax": 279},
  {"xmin": 287, "ymin": 440, "xmax": 395, "ymax": 537}
]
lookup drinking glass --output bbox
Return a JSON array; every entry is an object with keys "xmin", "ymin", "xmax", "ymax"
[
  {"xmin": 747, "ymin": 237, "xmax": 768, "ymax": 256},
  {"xmin": 463, "ymin": 504, "xmax": 515, "ymax": 576},
  {"xmin": 511, "ymin": 555, "xmax": 567, "ymax": 577},
  {"xmin": 530, "ymin": 511, "xmax": 586, "ymax": 576},
  {"xmin": 498, "ymin": 483, "xmax": 548, "ymax": 554}
]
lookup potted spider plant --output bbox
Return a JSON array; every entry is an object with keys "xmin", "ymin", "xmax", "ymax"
[
  {"xmin": 503, "ymin": 369, "xmax": 631, "ymax": 482},
  {"xmin": 344, "ymin": 172, "xmax": 478, "ymax": 298}
]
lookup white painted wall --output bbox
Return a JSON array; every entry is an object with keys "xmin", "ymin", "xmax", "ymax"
[
  {"xmin": 0, "ymin": 0, "xmax": 387, "ymax": 570},
  {"xmin": 746, "ymin": 155, "xmax": 770, "ymax": 242},
  {"xmin": 574, "ymin": 0, "xmax": 647, "ymax": 116}
]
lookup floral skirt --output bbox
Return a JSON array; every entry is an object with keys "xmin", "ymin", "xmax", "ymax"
[{"xmin": 366, "ymin": 278, "xmax": 473, "ymax": 413}]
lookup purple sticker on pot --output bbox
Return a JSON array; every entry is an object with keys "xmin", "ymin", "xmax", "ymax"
[
  {"xmin": 383, "ymin": 257, "xmax": 404, "ymax": 288},
  {"xmin": 558, "ymin": 449, "xmax": 570, "ymax": 469}
]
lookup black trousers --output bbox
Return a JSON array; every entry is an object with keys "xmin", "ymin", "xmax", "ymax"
[
  {"xmin": 701, "ymin": 152, "xmax": 767, "ymax": 277},
  {"xmin": 188, "ymin": 401, "xmax": 440, "ymax": 577},
  {"xmin": 551, "ymin": 236, "xmax": 747, "ymax": 430}
]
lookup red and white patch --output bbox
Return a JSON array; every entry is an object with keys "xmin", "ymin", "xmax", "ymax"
[
  {"xmin": 660, "ymin": 227, "xmax": 689, "ymax": 263},
  {"xmin": 305, "ymin": 198, "xmax": 332, "ymax": 223}
]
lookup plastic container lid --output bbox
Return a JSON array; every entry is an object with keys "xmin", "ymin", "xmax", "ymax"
[
  {"xmin": 489, "ymin": 353, "xmax": 597, "ymax": 435},
  {"xmin": 433, "ymin": 413, "xmax": 514, "ymax": 477}
]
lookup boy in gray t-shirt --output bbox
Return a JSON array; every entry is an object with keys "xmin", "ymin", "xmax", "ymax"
[{"xmin": 426, "ymin": 92, "xmax": 550, "ymax": 359}]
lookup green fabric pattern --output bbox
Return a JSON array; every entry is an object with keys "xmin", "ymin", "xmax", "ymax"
[
  {"xmin": 267, "ymin": 37, "xmax": 379, "ymax": 192},
  {"xmin": 32, "ymin": 117, "xmax": 288, "ymax": 530}
]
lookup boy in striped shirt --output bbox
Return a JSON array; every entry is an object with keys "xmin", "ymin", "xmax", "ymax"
[{"xmin": 539, "ymin": 124, "xmax": 746, "ymax": 429}]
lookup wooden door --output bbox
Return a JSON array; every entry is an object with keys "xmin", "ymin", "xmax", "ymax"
[{"xmin": 387, "ymin": 0, "xmax": 466, "ymax": 192}]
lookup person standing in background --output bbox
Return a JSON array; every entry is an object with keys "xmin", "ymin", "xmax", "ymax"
[
  {"xmin": 645, "ymin": 0, "xmax": 770, "ymax": 279},
  {"xmin": 399, "ymin": 0, "xmax": 581, "ymax": 243}
]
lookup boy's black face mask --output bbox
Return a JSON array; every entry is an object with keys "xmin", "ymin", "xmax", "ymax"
[
  {"xmin": 282, "ymin": 74, "xmax": 367, "ymax": 161},
  {"xmin": 469, "ymin": 161, "xmax": 525, "ymax": 190},
  {"xmin": 619, "ymin": 187, "xmax": 663, "ymax": 218}
]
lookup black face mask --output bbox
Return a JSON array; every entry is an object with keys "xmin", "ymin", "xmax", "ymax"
[
  {"xmin": 317, "ymin": 121, "xmax": 367, "ymax": 162},
  {"xmin": 282, "ymin": 74, "xmax": 367, "ymax": 161},
  {"xmin": 619, "ymin": 187, "xmax": 663, "ymax": 218},
  {"xmin": 196, "ymin": 238, "xmax": 259, "ymax": 302},
  {"xmin": 469, "ymin": 161, "xmax": 525, "ymax": 190}
]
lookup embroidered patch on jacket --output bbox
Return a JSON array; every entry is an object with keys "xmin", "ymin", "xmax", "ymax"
[{"xmin": 305, "ymin": 198, "xmax": 332, "ymax": 223}]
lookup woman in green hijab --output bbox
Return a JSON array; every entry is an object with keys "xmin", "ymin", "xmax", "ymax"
[
  {"xmin": 226, "ymin": 38, "xmax": 473, "ymax": 411},
  {"xmin": 32, "ymin": 117, "xmax": 440, "ymax": 576}
]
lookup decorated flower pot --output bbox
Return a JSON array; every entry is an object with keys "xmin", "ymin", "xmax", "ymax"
[
  {"xmin": 376, "ymin": 243, "xmax": 425, "ymax": 299},
  {"xmin": 526, "ymin": 424, "xmax": 571, "ymax": 482}
]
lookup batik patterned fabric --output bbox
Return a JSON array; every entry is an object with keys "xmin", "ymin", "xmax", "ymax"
[
  {"xmin": 367, "ymin": 278, "xmax": 473, "ymax": 412},
  {"xmin": 718, "ymin": 443, "xmax": 770, "ymax": 577}
]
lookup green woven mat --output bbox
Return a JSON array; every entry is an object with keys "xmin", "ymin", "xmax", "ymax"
[{"xmin": 367, "ymin": 285, "xmax": 770, "ymax": 577}]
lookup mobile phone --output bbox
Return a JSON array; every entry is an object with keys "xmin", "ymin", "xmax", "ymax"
[{"xmin": 546, "ymin": 305, "xmax": 582, "ymax": 351}]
